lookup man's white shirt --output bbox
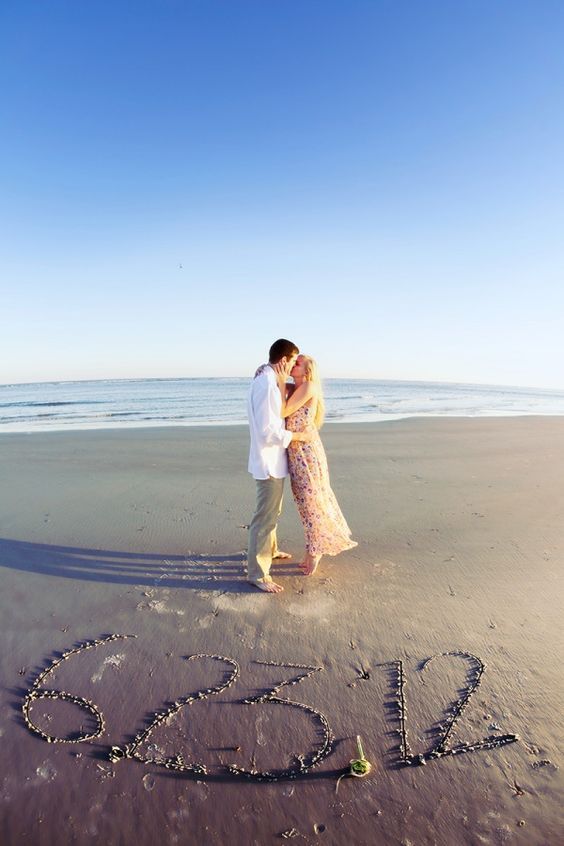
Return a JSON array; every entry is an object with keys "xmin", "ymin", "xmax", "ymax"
[{"xmin": 247, "ymin": 365, "xmax": 293, "ymax": 480}]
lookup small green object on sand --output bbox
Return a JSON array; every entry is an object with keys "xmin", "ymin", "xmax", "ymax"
[{"xmin": 336, "ymin": 736, "xmax": 373, "ymax": 792}]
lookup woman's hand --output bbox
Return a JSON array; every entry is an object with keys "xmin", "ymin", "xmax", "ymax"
[
  {"xmin": 273, "ymin": 360, "xmax": 289, "ymax": 380},
  {"xmin": 273, "ymin": 361, "xmax": 291, "ymax": 393}
]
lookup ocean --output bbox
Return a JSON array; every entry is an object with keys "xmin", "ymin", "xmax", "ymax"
[{"xmin": 1, "ymin": 377, "xmax": 564, "ymax": 434}]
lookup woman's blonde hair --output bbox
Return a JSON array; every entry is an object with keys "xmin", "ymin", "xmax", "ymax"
[{"xmin": 300, "ymin": 355, "xmax": 325, "ymax": 428}]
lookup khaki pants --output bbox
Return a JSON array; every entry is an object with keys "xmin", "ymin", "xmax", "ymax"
[{"xmin": 247, "ymin": 476, "xmax": 285, "ymax": 583}]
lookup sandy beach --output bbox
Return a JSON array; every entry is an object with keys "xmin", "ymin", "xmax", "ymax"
[{"xmin": 1, "ymin": 418, "xmax": 563, "ymax": 845}]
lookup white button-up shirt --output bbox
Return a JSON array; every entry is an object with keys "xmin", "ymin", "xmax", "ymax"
[{"xmin": 247, "ymin": 365, "xmax": 293, "ymax": 480}]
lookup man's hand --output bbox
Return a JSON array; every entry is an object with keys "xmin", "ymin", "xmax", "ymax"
[{"xmin": 291, "ymin": 430, "xmax": 313, "ymax": 443}]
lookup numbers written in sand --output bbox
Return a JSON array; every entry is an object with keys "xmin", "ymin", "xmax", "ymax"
[{"xmin": 21, "ymin": 636, "xmax": 519, "ymax": 781}]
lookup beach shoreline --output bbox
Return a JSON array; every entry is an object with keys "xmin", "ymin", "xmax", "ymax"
[
  {"xmin": 1, "ymin": 418, "xmax": 563, "ymax": 845},
  {"xmin": 3, "ymin": 374, "xmax": 564, "ymax": 434}
]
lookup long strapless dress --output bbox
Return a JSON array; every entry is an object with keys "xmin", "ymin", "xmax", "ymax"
[{"xmin": 286, "ymin": 401, "xmax": 357, "ymax": 557}]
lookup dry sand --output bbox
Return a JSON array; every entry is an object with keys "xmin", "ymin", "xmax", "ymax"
[{"xmin": 0, "ymin": 419, "xmax": 563, "ymax": 845}]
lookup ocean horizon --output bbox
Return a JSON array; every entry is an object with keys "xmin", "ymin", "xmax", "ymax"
[{"xmin": 2, "ymin": 376, "xmax": 564, "ymax": 434}]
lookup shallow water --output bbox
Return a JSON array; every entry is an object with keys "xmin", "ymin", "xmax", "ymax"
[{"xmin": 2, "ymin": 376, "xmax": 564, "ymax": 432}]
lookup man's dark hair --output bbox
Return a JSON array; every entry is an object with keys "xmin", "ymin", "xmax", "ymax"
[{"xmin": 269, "ymin": 338, "xmax": 299, "ymax": 364}]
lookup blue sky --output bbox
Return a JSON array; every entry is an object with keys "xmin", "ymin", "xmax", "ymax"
[{"xmin": 1, "ymin": 0, "xmax": 563, "ymax": 388}]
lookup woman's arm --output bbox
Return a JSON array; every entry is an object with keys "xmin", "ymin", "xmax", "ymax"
[
  {"xmin": 281, "ymin": 382, "xmax": 316, "ymax": 418},
  {"xmin": 271, "ymin": 362, "xmax": 316, "ymax": 419}
]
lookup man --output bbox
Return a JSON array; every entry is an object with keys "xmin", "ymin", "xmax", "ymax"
[{"xmin": 247, "ymin": 338, "xmax": 310, "ymax": 593}]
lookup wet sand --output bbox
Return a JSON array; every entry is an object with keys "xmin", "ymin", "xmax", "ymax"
[{"xmin": 0, "ymin": 419, "xmax": 563, "ymax": 845}]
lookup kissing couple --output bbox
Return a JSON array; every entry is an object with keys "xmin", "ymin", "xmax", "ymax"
[{"xmin": 247, "ymin": 338, "xmax": 357, "ymax": 593}]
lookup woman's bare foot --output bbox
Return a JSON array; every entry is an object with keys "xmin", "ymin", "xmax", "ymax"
[
  {"xmin": 249, "ymin": 579, "xmax": 284, "ymax": 593},
  {"xmin": 300, "ymin": 553, "xmax": 321, "ymax": 576},
  {"xmin": 272, "ymin": 550, "xmax": 292, "ymax": 560}
]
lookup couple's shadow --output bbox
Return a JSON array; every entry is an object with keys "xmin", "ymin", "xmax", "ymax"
[{"xmin": 0, "ymin": 538, "xmax": 298, "ymax": 592}]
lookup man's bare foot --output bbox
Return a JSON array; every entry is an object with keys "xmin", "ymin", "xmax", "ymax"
[
  {"xmin": 300, "ymin": 554, "xmax": 321, "ymax": 576},
  {"xmin": 249, "ymin": 579, "xmax": 284, "ymax": 593},
  {"xmin": 273, "ymin": 550, "xmax": 292, "ymax": 560}
]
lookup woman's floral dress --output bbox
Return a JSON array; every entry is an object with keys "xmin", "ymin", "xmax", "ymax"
[{"xmin": 286, "ymin": 401, "xmax": 357, "ymax": 556}]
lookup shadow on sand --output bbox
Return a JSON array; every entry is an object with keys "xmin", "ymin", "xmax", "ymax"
[{"xmin": 0, "ymin": 538, "xmax": 298, "ymax": 592}]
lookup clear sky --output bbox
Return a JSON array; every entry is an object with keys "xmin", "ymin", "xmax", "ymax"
[{"xmin": 1, "ymin": 0, "xmax": 563, "ymax": 388}]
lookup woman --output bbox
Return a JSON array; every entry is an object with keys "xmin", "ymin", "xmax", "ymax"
[{"xmin": 276, "ymin": 355, "xmax": 357, "ymax": 576}]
